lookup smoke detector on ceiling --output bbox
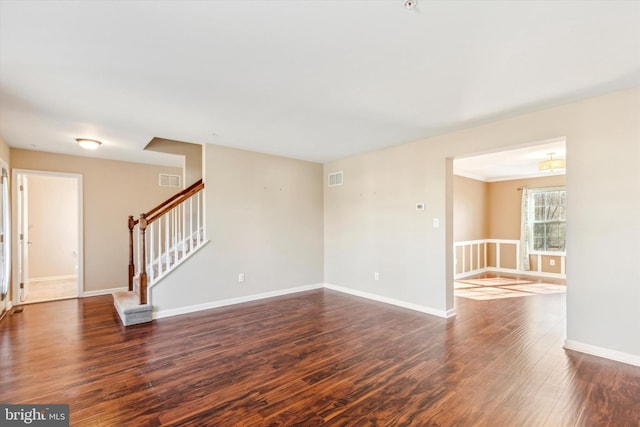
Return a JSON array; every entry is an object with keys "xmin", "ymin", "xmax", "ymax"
[{"xmin": 403, "ymin": 0, "xmax": 417, "ymax": 9}]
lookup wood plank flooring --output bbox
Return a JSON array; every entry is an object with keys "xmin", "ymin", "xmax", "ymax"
[{"xmin": 1, "ymin": 288, "xmax": 639, "ymax": 426}]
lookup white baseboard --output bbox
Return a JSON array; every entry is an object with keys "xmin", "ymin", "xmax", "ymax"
[
  {"xmin": 455, "ymin": 268, "xmax": 566, "ymax": 281},
  {"xmin": 324, "ymin": 283, "xmax": 455, "ymax": 319},
  {"xmin": 455, "ymin": 268, "xmax": 489, "ymax": 280},
  {"xmin": 29, "ymin": 274, "xmax": 77, "ymax": 283},
  {"xmin": 564, "ymin": 340, "xmax": 640, "ymax": 367},
  {"xmin": 153, "ymin": 283, "xmax": 325, "ymax": 319},
  {"xmin": 83, "ymin": 287, "xmax": 128, "ymax": 297},
  {"xmin": 507, "ymin": 269, "xmax": 566, "ymax": 279}
]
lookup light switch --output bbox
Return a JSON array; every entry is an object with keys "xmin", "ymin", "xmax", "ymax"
[{"xmin": 433, "ymin": 218, "xmax": 440, "ymax": 228}]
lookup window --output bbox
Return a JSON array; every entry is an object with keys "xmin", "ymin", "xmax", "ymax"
[{"xmin": 528, "ymin": 187, "xmax": 566, "ymax": 252}]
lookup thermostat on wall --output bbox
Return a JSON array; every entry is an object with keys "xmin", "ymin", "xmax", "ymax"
[{"xmin": 416, "ymin": 203, "xmax": 425, "ymax": 210}]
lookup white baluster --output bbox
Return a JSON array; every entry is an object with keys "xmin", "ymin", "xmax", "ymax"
[
  {"xmin": 189, "ymin": 197, "xmax": 194, "ymax": 252},
  {"xmin": 173, "ymin": 207, "xmax": 178, "ymax": 263},
  {"xmin": 462, "ymin": 244, "xmax": 466, "ymax": 274},
  {"xmin": 196, "ymin": 192, "xmax": 201, "ymax": 246},
  {"xmin": 165, "ymin": 212, "xmax": 170, "ymax": 272},
  {"xmin": 182, "ymin": 200, "xmax": 186, "ymax": 255}
]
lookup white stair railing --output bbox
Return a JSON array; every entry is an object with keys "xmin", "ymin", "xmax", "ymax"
[{"xmin": 129, "ymin": 180, "xmax": 205, "ymax": 304}]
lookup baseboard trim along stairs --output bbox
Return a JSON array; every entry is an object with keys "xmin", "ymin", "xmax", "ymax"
[{"xmin": 113, "ymin": 291, "xmax": 152, "ymax": 326}]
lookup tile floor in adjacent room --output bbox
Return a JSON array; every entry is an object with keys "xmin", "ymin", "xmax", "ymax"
[
  {"xmin": 455, "ymin": 275, "xmax": 565, "ymax": 300},
  {"xmin": 22, "ymin": 277, "xmax": 78, "ymax": 304}
]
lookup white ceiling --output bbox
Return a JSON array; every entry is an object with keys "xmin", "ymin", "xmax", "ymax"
[
  {"xmin": 454, "ymin": 138, "xmax": 566, "ymax": 182},
  {"xmin": 0, "ymin": 1, "xmax": 639, "ymax": 168}
]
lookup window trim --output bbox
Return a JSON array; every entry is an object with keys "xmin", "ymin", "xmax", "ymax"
[{"xmin": 527, "ymin": 186, "xmax": 566, "ymax": 253}]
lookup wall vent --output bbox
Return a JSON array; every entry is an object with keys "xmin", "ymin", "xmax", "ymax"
[
  {"xmin": 328, "ymin": 171, "xmax": 343, "ymax": 187},
  {"xmin": 159, "ymin": 174, "xmax": 181, "ymax": 188}
]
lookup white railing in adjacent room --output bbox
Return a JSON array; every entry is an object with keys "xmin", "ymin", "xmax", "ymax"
[{"xmin": 454, "ymin": 239, "xmax": 566, "ymax": 280}]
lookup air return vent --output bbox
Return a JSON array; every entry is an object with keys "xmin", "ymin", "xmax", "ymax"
[
  {"xmin": 328, "ymin": 171, "xmax": 343, "ymax": 187},
  {"xmin": 159, "ymin": 174, "xmax": 181, "ymax": 188}
]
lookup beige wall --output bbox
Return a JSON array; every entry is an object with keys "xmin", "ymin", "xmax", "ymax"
[
  {"xmin": 453, "ymin": 175, "xmax": 489, "ymax": 241},
  {"xmin": 488, "ymin": 175, "xmax": 566, "ymax": 240},
  {"xmin": 151, "ymin": 144, "xmax": 324, "ymax": 313},
  {"xmin": 145, "ymin": 138, "xmax": 202, "ymax": 186},
  {"xmin": 0, "ymin": 136, "xmax": 10, "ymax": 165},
  {"xmin": 27, "ymin": 175, "xmax": 78, "ymax": 278},
  {"xmin": 530, "ymin": 254, "xmax": 563, "ymax": 274},
  {"xmin": 324, "ymin": 87, "xmax": 640, "ymax": 359},
  {"xmin": 455, "ymin": 174, "xmax": 565, "ymax": 274},
  {"xmin": 324, "ymin": 143, "xmax": 449, "ymax": 314},
  {"xmin": 11, "ymin": 149, "xmax": 182, "ymax": 293}
]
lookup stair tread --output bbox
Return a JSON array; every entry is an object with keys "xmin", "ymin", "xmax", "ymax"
[{"xmin": 113, "ymin": 291, "xmax": 151, "ymax": 314}]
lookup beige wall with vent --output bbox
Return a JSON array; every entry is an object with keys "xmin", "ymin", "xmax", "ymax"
[
  {"xmin": 145, "ymin": 138, "xmax": 202, "ymax": 187},
  {"xmin": 151, "ymin": 144, "xmax": 324, "ymax": 313},
  {"xmin": 324, "ymin": 87, "xmax": 640, "ymax": 359},
  {"xmin": 10, "ymin": 149, "xmax": 182, "ymax": 293}
]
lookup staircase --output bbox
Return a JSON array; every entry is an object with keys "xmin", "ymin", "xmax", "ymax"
[{"xmin": 114, "ymin": 179, "xmax": 205, "ymax": 326}]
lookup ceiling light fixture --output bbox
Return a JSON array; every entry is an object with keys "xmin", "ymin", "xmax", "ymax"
[
  {"xmin": 76, "ymin": 138, "xmax": 102, "ymax": 150},
  {"xmin": 538, "ymin": 152, "xmax": 565, "ymax": 172}
]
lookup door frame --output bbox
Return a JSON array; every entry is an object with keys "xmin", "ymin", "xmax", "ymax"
[
  {"xmin": 12, "ymin": 169, "xmax": 84, "ymax": 305},
  {"xmin": 0, "ymin": 161, "xmax": 10, "ymax": 314}
]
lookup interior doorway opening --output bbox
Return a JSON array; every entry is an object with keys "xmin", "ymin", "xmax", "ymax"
[
  {"xmin": 13, "ymin": 170, "xmax": 83, "ymax": 305},
  {"xmin": 451, "ymin": 138, "xmax": 567, "ymax": 303}
]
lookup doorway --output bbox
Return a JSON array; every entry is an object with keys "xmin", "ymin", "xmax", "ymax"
[
  {"xmin": 13, "ymin": 170, "xmax": 83, "ymax": 304},
  {"xmin": 451, "ymin": 138, "xmax": 567, "ymax": 303}
]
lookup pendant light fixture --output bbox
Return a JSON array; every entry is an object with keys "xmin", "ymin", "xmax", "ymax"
[{"xmin": 538, "ymin": 152, "xmax": 565, "ymax": 172}]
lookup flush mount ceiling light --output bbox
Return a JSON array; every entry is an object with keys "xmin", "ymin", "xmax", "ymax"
[
  {"xmin": 539, "ymin": 152, "xmax": 565, "ymax": 172},
  {"xmin": 76, "ymin": 138, "xmax": 102, "ymax": 150}
]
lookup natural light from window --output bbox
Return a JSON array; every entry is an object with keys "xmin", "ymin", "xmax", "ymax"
[{"xmin": 529, "ymin": 187, "xmax": 566, "ymax": 252}]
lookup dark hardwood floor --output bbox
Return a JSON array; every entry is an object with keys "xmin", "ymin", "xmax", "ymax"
[{"xmin": 1, "ymin": 287, "xmax": 639, "ymax": 426}]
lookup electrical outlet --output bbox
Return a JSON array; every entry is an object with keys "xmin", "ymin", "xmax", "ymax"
[
  {"xmin": 238, "ymin": 273, "xmax": 245, "ymax": 283},
  {"xmin": 549, "ymin": 259, "xmax": 556, "ymax": 266},
  {"xmin": 374, "ymin": 272, "xmax": 380, "ymax": 281}
]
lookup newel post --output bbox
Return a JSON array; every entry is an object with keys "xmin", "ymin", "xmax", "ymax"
[
  {"xmin": 128, "ymin": 215, "xmax": 135, "ymax": 292},
  {"xmin": 139, "ymin": 213, "xmax": 148, "ymax": 305}
]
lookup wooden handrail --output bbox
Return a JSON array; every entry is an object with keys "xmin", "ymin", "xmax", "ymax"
[
  {"xmin": 146, "ymin": 179, "xmax": 203, "ymax": 219},
  {"xmin": 146, "ymin": 180, "xmax": 204, "ymax": 225}
]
